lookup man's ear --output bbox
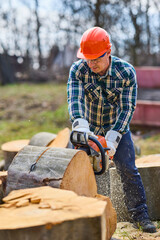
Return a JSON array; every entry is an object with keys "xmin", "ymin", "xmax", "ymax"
[{"xmin": 107, "ymin": 49, "xmax": 111, "ymax": 56}]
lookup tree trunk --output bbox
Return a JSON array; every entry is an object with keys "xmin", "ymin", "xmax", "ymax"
[{"xmin": 6, "ymin": 145, "xmax": 97, "ymax": 197}]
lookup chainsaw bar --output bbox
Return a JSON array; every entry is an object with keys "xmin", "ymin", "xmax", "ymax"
[{"xmin": 70, "ymin": 131, "xmax": 109, "ymax": 175}]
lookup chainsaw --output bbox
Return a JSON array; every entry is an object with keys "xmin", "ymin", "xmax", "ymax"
[{"xmin": 70, "ymin": 131, "xmax": 110, "ymax": 175}]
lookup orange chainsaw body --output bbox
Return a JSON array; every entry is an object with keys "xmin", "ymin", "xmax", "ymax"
[{"xmin": 88, "ymin": 135, "xmax": 107, "ymax": 152}]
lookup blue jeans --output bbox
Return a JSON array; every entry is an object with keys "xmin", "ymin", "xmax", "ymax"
[{"xmin": 113, "ymin": 131, "xmax": 149, "ymax": 222}]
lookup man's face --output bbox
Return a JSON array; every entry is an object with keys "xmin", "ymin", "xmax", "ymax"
[{"xmin": 86, "ymin": 50, "xmax": 111, "ymax": 76}]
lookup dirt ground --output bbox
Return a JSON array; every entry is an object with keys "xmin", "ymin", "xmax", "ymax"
[{"xmin": 112, "ymin": 221, "xmax": 160, "ymax": 240}]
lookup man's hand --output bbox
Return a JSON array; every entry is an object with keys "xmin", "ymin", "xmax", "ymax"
[
  {"xmin": 72, "ymin": 118, "xmax": 96, "ymax": 138},
  {"xmin": 72, "ymin": 118, "xmax": 90, "ymax": 133},
  {"xmin": 105, "ymin": 130, "xmax": 122, "ymax": 157}
]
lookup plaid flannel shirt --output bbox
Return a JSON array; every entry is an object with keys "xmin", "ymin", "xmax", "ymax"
[{"xmin": 67, "ymin": 55, "xmax": 137, "ymax": 135}]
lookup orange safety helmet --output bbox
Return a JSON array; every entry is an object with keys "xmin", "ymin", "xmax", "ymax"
[{"xmin": 77, "ymin": 27, "xmax": 112, "ymax": 60}]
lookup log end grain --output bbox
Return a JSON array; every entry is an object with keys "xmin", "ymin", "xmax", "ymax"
[
  {"xmin": 1, "ymin": 140, "xmax": 29, "ymax": 152},
  {"xmin": 61, "ymin": 150, "xmax": 97, "ymax": 197},
  {"xmin": 136, "ymin": 154, "xmax": 160, "ymax": 167}
]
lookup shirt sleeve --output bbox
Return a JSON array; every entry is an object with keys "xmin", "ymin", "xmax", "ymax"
[
  {"xmin": 112, "ymin": 66, "xmax": 137, "ymax": 134},
  {"xmin": 67, "ymin": 63, "xmax": 85, "ymax": 122}
]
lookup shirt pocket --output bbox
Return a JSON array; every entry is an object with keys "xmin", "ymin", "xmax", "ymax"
[
  {"xmin": 84, "ymin": 83, "xmax": 100, "ymax": 102},
  {"xmin": 104, "ymin": 88, "xmax": 123, "ymax": 103}
]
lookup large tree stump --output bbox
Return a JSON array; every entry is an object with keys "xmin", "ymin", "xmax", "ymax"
[
  {"xmin": 6, "ymin": 145, "xmax": 97, "ymax": 197},
  {"xmin": 0, "ymin": 186, "xmax": 114, "ymax": 240},
  {"xmin": 110, "ymin": 154, "xmax": 160, "ymax": 221}
]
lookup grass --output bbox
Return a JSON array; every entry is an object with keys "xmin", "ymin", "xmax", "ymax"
[
  {"xmin": 135, "ymin": 133, "xmax": 160, "ymax": 156},
  {"xmin": 0, "ymin": 83, "xmax": 71, "ymax": 160},
  {"xmin": 157, "ymin": 221, "xmax": 160, "ymax": 229}
]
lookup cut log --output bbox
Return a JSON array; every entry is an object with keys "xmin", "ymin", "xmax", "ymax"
[
  {"xmin": 0, "ymin": 186, "xmax": 114, "ymax": 240},
  {"xmin": 29, "ymin": 132, "xmax": 57, "ymax": 146},
  {"xmin": 6, "ymin": 145, "xmax": 97, "ymax": 197},
  {"xmin": 48, "ymin": 127, "xmax": 72, "ymax": 148},
  {"xmin": 0, "ymin": 171, "xmax": 7, "ymax": 203},
  {"xmin": 96, "ymin": 194, "xmax": 117, "ymax": 240},
  {"xmin": 1, "ymin": 140, "xmax": 29, "ymax": 170}
]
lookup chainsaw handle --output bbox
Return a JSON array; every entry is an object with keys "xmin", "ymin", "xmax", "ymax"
[{"xmin": 88, "ymin": 135, "xmax": 106, "ymax": 175}]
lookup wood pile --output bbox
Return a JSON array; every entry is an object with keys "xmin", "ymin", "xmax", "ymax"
[{"xmin": 0, "ymin": 127, "xmax": 117, "ymax": 239}]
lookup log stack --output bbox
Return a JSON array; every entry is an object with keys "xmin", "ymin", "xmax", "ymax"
[{"xmin": 0, "ymin": 186, "xmax": 116, "ymax": 240}]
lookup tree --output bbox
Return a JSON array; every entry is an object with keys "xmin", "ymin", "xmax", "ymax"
[{"xmin": 34, "ymin": 0, "xmax": 42, "ymax": 68}]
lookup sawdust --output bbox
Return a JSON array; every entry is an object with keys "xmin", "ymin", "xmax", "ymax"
[{"xmin": 112, "ymin": 222, "xmax": 160, "ymax": 240}]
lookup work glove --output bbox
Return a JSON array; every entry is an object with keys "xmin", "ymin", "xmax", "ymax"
[
  {"xmin": 72, "ymin": 118, "xmax": 90, "ymax": 133},
  {"xmin": 72, "ymin": 118, "xmax": 96, "ymax": 137},
  {"xmin": 105, "ymin": 130, "xmax": 122, "ymax": 157}
]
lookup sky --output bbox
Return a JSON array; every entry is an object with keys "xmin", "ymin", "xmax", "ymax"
[{"xmin": 0, "ymin": 0, "xmax": 159, "ymax": 64}]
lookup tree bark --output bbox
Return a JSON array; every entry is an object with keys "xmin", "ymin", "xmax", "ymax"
[{"xmin": 29, "ymin": 132, "xmax": 57, "ymax": 147}]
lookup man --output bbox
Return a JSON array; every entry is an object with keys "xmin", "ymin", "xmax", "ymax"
[{"xmin": 67, "ymin": 26, "xmax": 156, "ymax": 233}]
